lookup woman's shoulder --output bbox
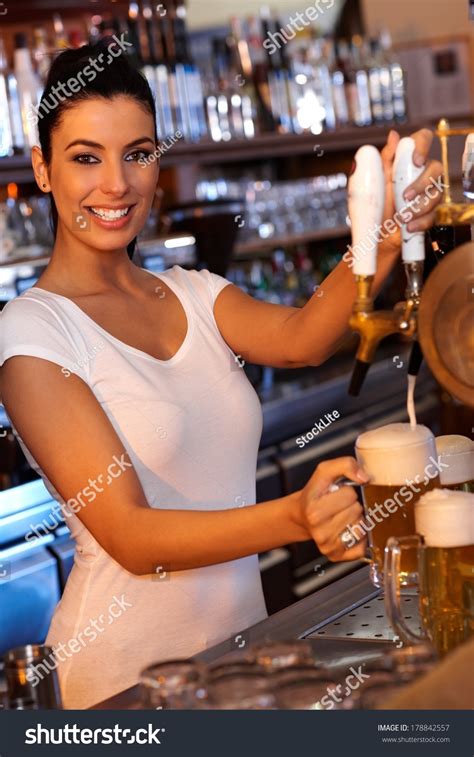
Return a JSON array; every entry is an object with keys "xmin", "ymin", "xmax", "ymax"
[
  {"xmin": 158, "ymin": 264, "xmax": 232, "ymax": 306},
  {"xmin": 0, "ymin": 289, "xmax": 90, "ymax": 377}
]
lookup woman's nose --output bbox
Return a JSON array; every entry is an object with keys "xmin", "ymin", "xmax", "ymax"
[{"xmin": 99, "ymin": 161, "xmax": 130, "ymax": 196}]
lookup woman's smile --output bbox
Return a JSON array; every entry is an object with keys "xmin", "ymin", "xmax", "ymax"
[{"xmin": 86, "ymin": 203, "xmax": 137, "ymax": 229}]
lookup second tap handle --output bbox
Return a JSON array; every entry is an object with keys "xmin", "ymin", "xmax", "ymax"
[{"xmin": 393, "ymin": 137, "xmax": 425, "ymax": 263}]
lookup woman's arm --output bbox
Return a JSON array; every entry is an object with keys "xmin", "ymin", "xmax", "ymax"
[
  {"xmin": 213, "ymin": 129, "xmax": 444, "ymax": 368},
  {"xmin": 0, "ymin": 356, "xmax": 368, "ymax": 575}
]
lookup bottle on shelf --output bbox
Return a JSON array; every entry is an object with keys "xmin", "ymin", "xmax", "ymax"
[
  {"xmin": 52, "ymin": 13, "xmax": 69, "ymax": 51},
  {"xmin": 380, "ymin": 29, "xmax": 407, "ymax": 123},
  {"xmin": 13, "ymin": 33, "xmax": 42, "ymax": 149},
  {"xmin": 0, "ymin": 39, "xmax": 14, "ymax": 157},
  {"xmin": 32, "ymin": 27, "xmax": 50, "ymax": 83},
  {"xmin": 173, "ymin": 11, "xmax": 208, "ymax": 141},
  {"xmin": 228, "ymin": 16, "xmax": 259, "ymax": 138},
  {"xmin": 346, "ymin": 36, "xmax": 372, "ymax": 127},
  {"xmin": 327, "ymin": 39, "xmax": 349, "ymax": 128},
  {"xmin": 260, "ymin": 10, "xmax": 293, "ymax": 134}
]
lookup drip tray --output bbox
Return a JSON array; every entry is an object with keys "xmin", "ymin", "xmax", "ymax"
[{"xmin": 304, "ymin": 593, "xmax": 422, "ymax": 642}]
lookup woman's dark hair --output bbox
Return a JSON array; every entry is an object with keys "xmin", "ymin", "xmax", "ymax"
[{"xmin": 37, "ymin": 37, "xmax": 158, "ymax": 260}]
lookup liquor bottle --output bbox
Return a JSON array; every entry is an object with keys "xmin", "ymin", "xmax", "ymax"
[
  {"xmin": 331, "ymin": 40, "xmax": 350, "ymax": 127},
  {"xmin": 346, "ymin": 37, "xmax": 372, "ymax": 127},
  {"xmin": 153, "ymin": 11, "xmax": 174, "ymax": 139},
  {"xmin": 52, "ymin": 13, "xmax": 69, "ymax": 51},
  {"xmin": 367, "ymin": 39, "xmax": 384, "ymax": 124},
  {"xmin": 380, "ymin": 29, "xmax": 407, "ymax": 123},
  {"xmin": 308, "ymin": 35, "xmax": 336, "ymax": 132},
  {"xmin": 209, "ymin": 37, "xmax": 232, "ymax": 141},
  {"xmin": 369, "ymin": 37, "xmax": 394, "ymax": 123},
  {"xmin": 126, "ymin": 2, "xmax": 144, "ymax": 68},
  {"xmin": 246, "ymin": 15, "xmax": 275, "ymax": 133},
  {"xmin": 0, "ymin": 39, "xmax": 13, "ymax": 157},
  {"xmin": 13, "ymin": 33, "xmax": 42, "ymax": 149},
  {"xmin": 32, "ymin": 28, "xmax": 50, "ymax": 82},
  {"xmin": 260, "ymin": 11, "xmax": 292, "ymax": 133},
  {"xmin": 174, "ymin": 13, "xmax": 208, "ymax": 141},
  {"xmin": 139, "ymin": 0, "xmax": 160, "ymax": 124},
  {"xmin": 228, "ymin": 17, "xmax": 258, "ymax": 137}
]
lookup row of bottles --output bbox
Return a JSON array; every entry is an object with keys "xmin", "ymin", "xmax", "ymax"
[
  {"xmin": 0, "ymin": 4, "xmax": 408, "ymax": 156},
  {"xmin": 225, "ymin": 246, "xmax": 339, "ymax": 307}
]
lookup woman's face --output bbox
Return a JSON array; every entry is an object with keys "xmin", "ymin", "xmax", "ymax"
[{"xmin": 46, "ymin": 95, "xmax": 159, "ymax": 252}]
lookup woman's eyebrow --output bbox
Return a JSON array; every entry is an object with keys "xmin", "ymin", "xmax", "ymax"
[{"xmin": 65, "ymin": 137, "xmax": 156, "ymax": 150}]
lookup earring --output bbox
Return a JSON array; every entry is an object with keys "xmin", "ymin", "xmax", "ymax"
[{"xmin": 42, "ymin": 183, "xmax": 46, "ymax": 188}]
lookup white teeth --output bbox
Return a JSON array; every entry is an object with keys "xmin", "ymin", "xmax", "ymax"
[{"xmin": 90, "ymin": 207, "xmax": 130, "ymax": 220}]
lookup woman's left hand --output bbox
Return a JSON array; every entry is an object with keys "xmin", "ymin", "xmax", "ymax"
[{"xmin": 379, "ymin": 128, "xmax": 444, "ymax": 256}]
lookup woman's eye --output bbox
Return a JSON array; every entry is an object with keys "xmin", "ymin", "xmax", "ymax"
[
  {"xmin": 126, "ymin": 150, "xmax": 152, "ymax": 161},
  {"xmin": 73, "ymin": 154, "xmax": 99, "ymax": 164}
]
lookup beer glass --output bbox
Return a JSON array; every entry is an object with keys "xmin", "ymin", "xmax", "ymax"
[
  {"xmin": 385, "ymin": 489, "xmax": 474, "ymax": 656},
  {"xmin": 435, "ymin": 435, "xmax": 474, "ymax": 492},
  {"xmin": 355, "ymin": 423, "xmax": 440, "ymax": 587}
]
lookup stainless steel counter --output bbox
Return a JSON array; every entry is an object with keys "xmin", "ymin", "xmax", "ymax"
[{"xmin": 92, "ymin": 566, "xmax": 421, "ymax": 708}]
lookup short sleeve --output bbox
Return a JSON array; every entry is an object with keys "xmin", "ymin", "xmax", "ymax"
[
  {"xmin": 0, "ymin": 294, "xmax": 89, "ymax": 382},
  {"xmin": 195, "ymin": 268, "xmax": 233, "ymax": 304}
]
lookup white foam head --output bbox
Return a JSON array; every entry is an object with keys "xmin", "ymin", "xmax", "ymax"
[
  {"xmin": 415, "ymin": 488, "xmax": 474, "ymax": 547},
  {"xmin": 355, "ymin": 423, "xmax": 436, "ymax": 485},
  {"xmin": 435, "ymin": 435, "xmax": 474, "ymax": 485}
]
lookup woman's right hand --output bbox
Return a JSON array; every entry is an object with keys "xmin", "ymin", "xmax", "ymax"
[{"xmin": 296, "ymin": 457, "xmax": 370, "ymax": 562}]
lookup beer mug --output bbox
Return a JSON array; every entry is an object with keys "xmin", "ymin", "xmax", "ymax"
[
  {"xmin": 385, "ymin": 489, "xmax": 474, "ymax": 656},
  {"xmin": 435, "ymin": 435, "xmax": 474, "ymax": 492},
  {"xmin": 355, "ymin": 423, "xmax": 440, "ymax": 587}
]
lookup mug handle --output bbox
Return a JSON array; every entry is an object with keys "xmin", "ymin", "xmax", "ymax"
[{"xmin": 384, "ymin": 535, "xmax": 427, "ymax": 646}]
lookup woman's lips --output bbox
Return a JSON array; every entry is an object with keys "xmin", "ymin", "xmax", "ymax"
[{"xmin": 85, "ymin": 204, "xmax": 136, "ymax": 230}]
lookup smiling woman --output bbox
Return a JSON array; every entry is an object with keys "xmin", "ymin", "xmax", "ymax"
[{"xmin": 0, "ymin": 31, "xmax": 443, "ymax": 711}]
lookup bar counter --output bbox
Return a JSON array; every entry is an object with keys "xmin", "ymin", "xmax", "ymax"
[{"xmin": 93, "ymin": 565, "xmax": 404, "ymax": 709}]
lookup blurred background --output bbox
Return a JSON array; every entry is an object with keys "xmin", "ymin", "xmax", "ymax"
[{"xmin": 0, "ymin": 0, "xmax": 472, "ymax": 656}]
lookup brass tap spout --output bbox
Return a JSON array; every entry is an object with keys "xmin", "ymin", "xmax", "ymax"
[{"xmin": 348, "ymin": 267, "xmax": 420, "ymax": 396}]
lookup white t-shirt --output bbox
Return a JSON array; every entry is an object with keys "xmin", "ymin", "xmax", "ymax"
[{"xmin": 0, "ymin": 265, "xmax": 268, "ymax": 708}]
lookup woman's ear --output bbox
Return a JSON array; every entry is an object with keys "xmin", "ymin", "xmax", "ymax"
[{"xmin": 31, "ymin": 145, "xmax": 50, "ymax": 193}]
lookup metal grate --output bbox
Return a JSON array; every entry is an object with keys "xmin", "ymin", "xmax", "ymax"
[{"xmin": 304, "ymin": 594, "xmax": 422, "ymax": 642}]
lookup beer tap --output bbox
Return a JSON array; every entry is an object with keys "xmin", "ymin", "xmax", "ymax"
[{"xmin": 348, "ymin": 137, "xmax": 425, "ymax": 395}]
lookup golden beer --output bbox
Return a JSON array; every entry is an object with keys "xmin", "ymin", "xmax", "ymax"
[
  {"xmin": 419, "ymin": 544, "xmax": 474, "ymax": 655},
  {"xmin": 385, "ymin": 489, "xmax": 474, "ymax": 656},
  {"xmin": 362, "ymin": 477, "xmax": 440, "ymax": 584},
  {"xmin": 355, "ymin": 423, "xmax": 439, "ymax": 587},
  {"xmin": 416, "ymin": 489, "xmax": 474, "ymax": 655},
  {"xmin": 435, "ymin": 435, "xmax": 474, "ymax": 493}
]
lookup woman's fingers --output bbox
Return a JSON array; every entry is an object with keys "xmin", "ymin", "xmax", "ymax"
[
  {"xmin": 311, "ymin": 501, "xmax": 364, "ymax": 551},
  {"xmin": 307, "ymin": 456, "xmax": 368, "ymax": 500},
  {"xmin": 306, "ymin": 486, "xmax": 359, "ymax": 528},
  {"xmin": 404, "ymin": 159, "xmax": 443, "ymax": 202},
  {"xmin": 410, "ymin": 127, "xmax": 433, "ymax": 166},
  {"xmin": 380, "ymin": 128, "xmax": 400, "ymax": 170}
]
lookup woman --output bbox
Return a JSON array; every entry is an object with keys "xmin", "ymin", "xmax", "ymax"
[{"xmin": 0, "ymin": 40, "xmax": 442, "ymax": 708}]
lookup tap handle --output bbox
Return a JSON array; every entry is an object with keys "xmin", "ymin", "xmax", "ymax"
[
  {"xmin": 462, "ymin": 133, "xmax": 474, "ymax": 199},
  {"xmin": 393, "ymin": 137, "xmax": 425, "ymax": 263},
  {"xmin": 348, "ymin": 359, "xmax": 370, "ymax": 397},
  {"xmin": 348, "ymin": 145, "xmax": 385, "ymax": 277}
]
